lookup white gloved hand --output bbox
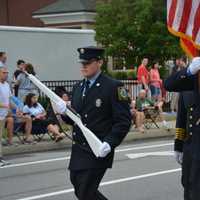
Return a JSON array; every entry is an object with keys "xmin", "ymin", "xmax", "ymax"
[
  {"xmin": 55, "ymin": 100, "xmax": 67, "ymax": 114},
  {"xmin": 174, "ymin": 151, "xmax": 183, "ymax": 165},
  {"xmin": 98, "ymin": 142, "xmax": 111, "ymax": 158},
  {"xmin": 188, "ymin": 57, "xmax": 200, "ymax": 75}
]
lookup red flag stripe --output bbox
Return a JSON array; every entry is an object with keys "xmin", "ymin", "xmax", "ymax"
[
  {"xmin": 168, "ymin": 0, "xmax": 178, "ymax": 27},
  {"xmin": 196, "ymin": 30, "xmax": 200, "ymax": 46},
  {"xmin": 178, "ymin": 0, "xmax": 192, "ymax": 33},
  {"xmin": 181, "ymin": 38, "xmax": 199, "ymax": 57},
  {"xmin": 192, "ymin": 2, "xmax": 200, "ymax": 41}
]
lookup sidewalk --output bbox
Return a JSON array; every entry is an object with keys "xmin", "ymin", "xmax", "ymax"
[{"xmin": 2, "ymin": 121, "xmax": 176, "ymax": 156}]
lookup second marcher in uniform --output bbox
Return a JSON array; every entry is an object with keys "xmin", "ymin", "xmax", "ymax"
[
  {"xmin": 165, "ymin": 57, "xmax": 200, "ymax": 200},
  {"xmin": 174, "ymin": 90, "xmax": 194, "ymax": 200}
]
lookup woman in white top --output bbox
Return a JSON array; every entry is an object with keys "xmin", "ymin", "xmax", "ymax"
[{"xmin": 23, "ymin": 93, "xmax": 65, "ymax": 142}]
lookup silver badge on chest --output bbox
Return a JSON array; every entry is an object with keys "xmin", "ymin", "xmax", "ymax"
[{"xmin": 95, "ymin": 99, "xmax": 102, "ymax": 107}]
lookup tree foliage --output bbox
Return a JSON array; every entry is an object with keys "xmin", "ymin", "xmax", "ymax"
[{"xmin": 95, "ymin": 0, "xmax": 183, "ymax": 69}]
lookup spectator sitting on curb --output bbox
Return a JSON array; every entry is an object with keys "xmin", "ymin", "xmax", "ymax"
[
  {"xmin": 23, "ymin": 93, "xmax": 65, "ymax": 142},
  {"xmin": 45, "ymin": 87, "xmax": 73, "ymax": 136},
  {"xmin": 3, "ymin": 96, "xmax": 33, "ymax": 145},
  {"xmin": 50, "ymin": 86, "xmax": 72, "ymax": 128},
  {"xmin": 135, "ymin": 90, "xmax": 168, "ymax": 133}
]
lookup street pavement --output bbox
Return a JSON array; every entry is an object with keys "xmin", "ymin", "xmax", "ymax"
[{"xmin": 0, "ymin": 138, "xmax": 183, "ymax": 200}]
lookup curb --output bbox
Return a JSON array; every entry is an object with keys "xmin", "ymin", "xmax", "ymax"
[{"xmin": 3, "ymin": 127, "xmax": 175, "ymax": 156}]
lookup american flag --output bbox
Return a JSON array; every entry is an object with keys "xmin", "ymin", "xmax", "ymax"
[{"xmin": 167, "ymin": 0, "xmax": 200, "ymax": 57}]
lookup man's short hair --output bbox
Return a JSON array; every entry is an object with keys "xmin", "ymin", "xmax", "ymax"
[{"xmin": 17, "ymin": 59, "xmax": 25, "ymax": 65}]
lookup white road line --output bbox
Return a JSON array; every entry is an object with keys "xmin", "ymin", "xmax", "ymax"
[
  {"xmin": 115, "ymin": 143, "xmax": 173, "ymax": 152},
  {"xmin": 1, "ymin": 157, "xmax": 70, "ymax": 169},
  {"xmin": 116, "ymin": 140, "xmax": 172, "ymax": 149},
  {"xmin": 126, "ymin": 151, "xmax": 174, "ymax": 159},
  {"xmin": 2, "ymin": 143, "xmax": 172, "ymax": 169},
  {"xmin": 15, "ymin": 168, "xmax": 181, "ymax": 200}
]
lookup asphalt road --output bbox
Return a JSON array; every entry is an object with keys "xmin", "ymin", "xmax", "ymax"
[{"xmin": 0, "ymin": 138, "xmax": 183, "ymax": 200}]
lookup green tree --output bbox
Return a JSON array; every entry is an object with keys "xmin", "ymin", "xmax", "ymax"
[{"xmin": 95, "ymin": 0, "xmax": 183, "ymax": 69}]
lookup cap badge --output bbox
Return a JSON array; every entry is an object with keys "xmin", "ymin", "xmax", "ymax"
[{"xmin": 80, "ymin": 48, "xmax": 85, "ymax": 54}]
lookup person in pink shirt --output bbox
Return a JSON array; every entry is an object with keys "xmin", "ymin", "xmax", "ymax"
[{"xmin": 149, "ymin": 61, "xmax": 162, "ymax": 101}]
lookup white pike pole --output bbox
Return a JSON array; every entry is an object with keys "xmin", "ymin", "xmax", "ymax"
[{"xmin": 25, "ymin": 72, "xmax": 102, "ymax": 157}]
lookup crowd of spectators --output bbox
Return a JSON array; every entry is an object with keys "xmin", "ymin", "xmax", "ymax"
[
  {"xmin": 0, "ymin": 51, "xmax": 68, "ymax": 154},
  {"xmin": 130, "ymin": 57, "xmax": 172, "ymax": 133},
  {"xmin": 0, "ymin": 52, "xmax": 178, "ymax": 165}
]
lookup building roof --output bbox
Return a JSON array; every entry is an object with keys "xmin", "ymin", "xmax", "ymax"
[{"xmin": 33, "ymin": 0, "xmax": 96, "ymax": 15}]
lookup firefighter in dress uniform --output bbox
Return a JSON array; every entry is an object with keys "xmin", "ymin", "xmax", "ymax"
[
  {"xmin": 174, "ymin": 90, "xmax": 194, "ymax": 200},
  {"xmin": 165, "ymin": 57, "xmax": 200, "ymax": 200},
  {"xmin": 57, "ymin": 46, "xmax": 132, "ymax": 200}
]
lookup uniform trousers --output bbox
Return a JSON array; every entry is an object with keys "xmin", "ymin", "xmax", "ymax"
[
  {"xmin": 70, "ymin": 168, "xmax": 108, "ymax": 200},
  {"xmin": 182, "ymin": 139, "xmax": 200, "ymax": 200}
]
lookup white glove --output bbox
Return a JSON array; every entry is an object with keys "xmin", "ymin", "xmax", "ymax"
[
  {"xmin": 174, "ymin": 151, "xmax": 183, "ymax": 165},
  {"xmin": 188, "ymin": 57, "xmax": 200, "ymax": 75},
  {"xmin": 55, "ymin": 100, "xmax": 67, "ymax": 114},
  {"xmin": 98, "ymin": 142, "xmax": 111, "ymax": 158}
]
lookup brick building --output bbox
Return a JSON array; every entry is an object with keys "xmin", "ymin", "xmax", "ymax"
[
  {"xmin": 0, "ymin": 0, "xmax": 57, "ymax": 27},
  {"xmin": 0, "ymin": 0, "xmax": 102, "ymax": 29}
]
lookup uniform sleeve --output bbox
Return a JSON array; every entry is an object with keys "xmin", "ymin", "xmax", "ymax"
[
  {"xmin": 164, "ymin": 68, "xmax": 195, "ymax": 92},
  {"xmin": 104, "ymin": 82, "xmax": 132, "ymax": 149},
  {"xmin": 174, "ymin": 93, "xmax": 187, "ymax": 152}
]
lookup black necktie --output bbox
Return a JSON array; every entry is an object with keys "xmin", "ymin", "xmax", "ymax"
[{"xmin": 83, "ymin": 80, "xmax": 90, "ymax": 98}]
